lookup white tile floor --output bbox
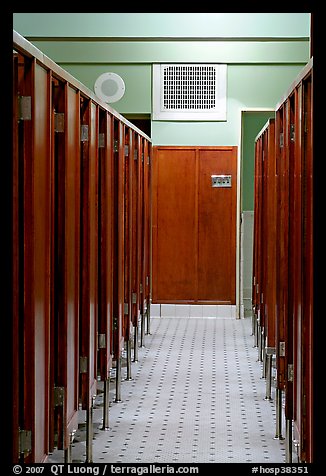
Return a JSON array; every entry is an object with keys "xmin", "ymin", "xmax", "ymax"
[{"xmin": 48, "ymin": 311, "xmax": 287, "ymax": 464}]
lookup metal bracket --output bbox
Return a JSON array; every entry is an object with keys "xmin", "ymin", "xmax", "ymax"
[
  {"xmin": 134, "ymin": 150, "xmax": 138, "ymax": 160},
  {"xmin": 132, "ymin": 292, "xmax": 137, "ymax": 304},
  {"xmin": 279, "ymin": 132, "xmax": 284, "ymax": 148},
  {"xmin": 79, "ymin": 356, "xmax": 88, "ymax": 374},
  {"xmin": 98, "ymin": 133, "xmax": 105, "ymax": 148},
  {"xmin": 124, "ymin": 303, "xmax": 129, "ymax": 315},
  {"xmin": 81, "ymin": 125, "xmax": 89, "ymax": 142},
  {"xmin": 290, "ymin": 123, "xmax": 295, "ymax": 142},
  {"xmin": 19, "ymin": 429, "xmax": 32, "ymax": 456},
  {"xmin": 288, "ymin": 364, "xmax": 294, "ymax": 382},
  {"xmin": 279, "ymin": 341, "xmax": 285, "ymax": 357},
  {"xmin": 113, "ymin": 316, "xmax": 118, "ymax": 331},
  {"xmin": 54, "ymin": 386, "xmax": 65, "ymax": 407},
  {"xmin": 18, "ymin": 96, "xmax": 32, "ymax": 121},
  {"xmin": 54, "ymin": 112, "xmax": 65, "ymax": 133},
  {"xmin": 98, "ymin": 333, "xmax": 106, "ymax": 349},
  {"xmin": 124, "ymin": 145, "xmax": 129, "ymax": 156},
  {"xmin": 114, "ymin": 140, "xmax": 119, "ymax": 153}
]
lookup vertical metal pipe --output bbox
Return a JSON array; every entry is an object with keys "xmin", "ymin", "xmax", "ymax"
[
  {"xmin": 133, "ymin": 324, "xmax": 139, "ymax": 362},
  {"xmin": 115, "ymin": 357, "xmax": 122, "ymax": 403},
  {"xmin": 274, "ymin": 388, "xmax": 285, "ymax": 440},
  {"xmin": 251, "ymin": 309, "xmax": 255, "ymax": 336},
  {"xmin": 262, "ymin": 344, "xmax": 267, "ymax": 378},
  {"xmin": 146, "ymin": 304, "xmax": 151, "ymax": 335},
  {"xmin": 140, "ymin": 313, "xmax": 145, "ymax": 347},
  {"xmin": 126, "ymin": 339, "xmax": 132, "ymax": 380},
  {"xmin": 64, "ymin": 435, "xmax": 72, "ymax": 463},
  {"xmin": 257, "ymin": 325, "xmax": 262, "ymax": 361},
  {"xmin": 264, "ymin": 354, "xmax": 272, "ymax": 400},
  {"xmin": 286, "ymin": 418, "xmax": 293, "ymax": 463},
  {"xmin": 86, "ymin": 403, "xmax": 94, "ymax": 463},
  {"xmin": 101, "ymin": 378, "xmax": 110, "ymax": 430}
]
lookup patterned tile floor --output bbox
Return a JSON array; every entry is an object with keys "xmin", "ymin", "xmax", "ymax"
[{"xmin": 48, "ymin": 316, "xmax": 287, "ymax": 464}]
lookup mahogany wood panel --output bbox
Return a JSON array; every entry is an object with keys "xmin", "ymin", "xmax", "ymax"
[
  {"xmin": 143, "ymin": 140, "xmax": 152, "ymax": 307},
  {"xmin": 275, "ymin": 105, "xmax": 287, "ymax": 394},
  {"xmin": 264, "ymin": 120, "xmax": 277, "ymax": 349},
  {"xmin": 51, "ymin": 79, "xmax": 81, "ymax": 450},
  {"xmin": 153, "ymin": 147, "xmax": 197, "ymax": 302},
  {"xmin": 98, "ymin": 109, "xmax": 113, "ymax": 380},
  {"xmin": 197, "ymin": 148, "xmax": 237, "ymax": 303},
  {"xmin": 12, "ymin": 52, "xmax": 19, "ymax": 463},
  {"xmin": 123, "ymin": 128, "xmax": 133, "ymax": 341},
  {"xmin": 152, "ymin": 146, "xmax": 237, "ymax": 303},
  {"xmin": 112, "ymin": 120, "xmax": 125, "ymax": 358},
  {"xmin": 131, "ymin": 134, "xmax": 140, "ymax": 327},
  {"xmin": 79, "ymin": 98, "xmax": 98, "ymax": 409},
  {"xmin": 138, "ymin": 138, "xmax": 145, "ymax": 313},
  {"xmin": 20, "ymin": 60, "xmax": 52, "ymax": 462}
]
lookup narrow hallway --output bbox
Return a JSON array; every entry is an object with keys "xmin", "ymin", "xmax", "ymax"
[{"xmin": 49, "ymin": 316, "xmax": 286, "ymax": 464}]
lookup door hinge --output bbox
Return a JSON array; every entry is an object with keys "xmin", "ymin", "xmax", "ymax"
[
  {"xmin": 114, "ymin": 139, "xmax": 119, "ymax": 153},
  {"xmin": 140, "ymin": 283, "xmax": 143, "ymax": 294},
  {"xmin": 79, "ymin": 356, "xmax": 88, "ymax": 374},
  {"xmin": 19, "ymin": 429, "xmax": 32, "ymax": 456},
  {"xmin": 279, "ymin": 132, "xmax": 284, "ymax": 148},
  {"xmin": 134, "ymin": 150, "xmax": 138, "ymax": 160},
  {"xmin": 18, "ymin": 96, "xmax": 32, "ymax": 121},
  {"xmin": 124, "ymin": 303, "xmax": 129, "ymax": 315},
  {"xmin": 54, "ymin": 386, "xmax": 65, "ymax": 407},
  {"xmin": 113, "ymin": 316, "xmax": 118, "ymax": 331},
  {"xmin": 98, "ymin": 132, "xmax": 105, "ymax": 148},
  {"xmin": 124, "ymin": 145, "xmax": 129, "ymax": 156},
  {"xmin": 132, "ymin": 292, "xmax": 137, "ymax": 304},
  {"xmin": 261, "ymin": 293, "xmax": 264, "ymax": 304},
  {"xmin": 98, "ymin": 333, "xmax": 106, "ymax": 349},
  {"xmin": 279, "ymin": 341, "xmax": 285, "ymax": 357},
  {"xmin": 80, "ymin": 125, "xmax": 89, "ymax": 142},
  {"xmin": 288, "ymin": 364, "xmax": 294, "ymax": 382},
  {"xmin": 54, "ymin": 112, "xmax": 65, "ymax": 133},
  {"xmin": 290, "ymin": 123, "xmax": 295, "ymax": 142},
  {"xmin": 146, "ymin": 275, "xmax": 149, "ymax": 286}
]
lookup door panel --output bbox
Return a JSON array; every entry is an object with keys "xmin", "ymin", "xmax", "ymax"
[
  {"xmin": 153, "ymin": 146, "xmax": 237, "ymax": 304},
  {"xmin": 198, "ymin": 148, "xmax": 237, "ymax": 303},
  {"xmin": 153, "ymin": 148, "xmax": 197, "ymax": 302}
]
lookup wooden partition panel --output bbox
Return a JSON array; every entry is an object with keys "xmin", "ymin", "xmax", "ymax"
[
  {"xmin": 79, "ymin": 98, "xmax": 98, "ymax": 409},
  {"xmin": 131, "ymin": 134, "xmax": 140, "ymax": 327},
  {"xmin": 275, "ymin": 105, "xmax": 288, "ymax": 394},
  {"xmin": 17, "ymin": 58, "xmax": 52, "ymax": 462},
  {"xmin": 51, "ymin": 79, "xmax": 81, "ymax": 449},
  {"xmin": 143, "ymin": 140, "xmax": 151, "ymax": 309},
  {"xmin": 112, "ymin": 120, "xmax": 125, "ymax": 359},
  {"xmin": 98, "ymin": 110, "xmax": 113, "ymax": 380},
  {"xmin": 153, "ymin": 146, "xmax": 237, "ymax": 304},
  {"xmin": 138, "ymin": 138, "xmax": 145, "ymax": 314},
  {"xmin": 12, "ymin": 52, "xmax": 20, "ymax": 463},
  {"xmin": 123, "ymin": 128, "xmax": 133, "ymax": 341}
]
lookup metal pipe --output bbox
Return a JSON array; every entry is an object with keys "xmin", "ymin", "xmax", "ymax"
[
  {"xmin": 101, "ymin": 378, "xmax": 110, "ymax": 430},
  {"xmin": 264, "ymin": 354, "xmax": 272, "ymax": 400},
  {"xmin": 274, "ymin": 388, "xmax": 285, "ymax": 440},
  {"xmin": 286, "ymin": 418, "xmax": 293, "ymax": 463},
  {"xmin": 115, "ymin": 357, "xmax": 122, "ymax": 403},
  {"xmin": 140, "ymin": 313, "xmax": 145, "ymax": 347},
  {"xmin": 133, "ymin": 324, "xmax": 139, "ymax": 362},
  {"xmin": 126, "ymin": 339, "xmax": 132, "ymax": 381},
  {"xmin": 146, "ymin": 303, "xmax": 151, "ymax": 335},
  {"xmin": 86, "ymin": 402, "xmax": 94, "ymax": 463}
]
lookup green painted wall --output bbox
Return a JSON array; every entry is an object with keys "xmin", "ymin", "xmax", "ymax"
[
  {"xmin": 241, "ymin": 112, "xmax": 275, "ymax": 211},
  {"xmin": 13, "ymin": 13, "xmax": 310, "ymax": 38},
  {"xmin": 13, "ymin": 13, "xmax": 311, "ymax": 211}
]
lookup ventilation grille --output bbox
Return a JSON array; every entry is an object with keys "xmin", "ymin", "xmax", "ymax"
[
  {"xmin": 153, "ymin": 63, "xmax": 227, "ymax": 121},
  {"xmin": 163, "ymin": 65, "xmax": 216, "ymax": 111}
]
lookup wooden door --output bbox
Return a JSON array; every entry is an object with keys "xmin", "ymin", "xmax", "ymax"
[
  {"xmin": 152, "ymin": 146, "xmax": 237, "ymax": 304},
  {"xmin": 51, "ymin": 78, "xmax": 80, "ymax": 450},
  {"xmin": 98, "ymin": 109, "xmax": 114, "ymax": 380},
  {"xmin": 79, "ymin": 98, "xmax": 98, "ymax": 410},
  {"xmin": 15, "ymin": 56, "xmax": 52, "ymax": 462}
]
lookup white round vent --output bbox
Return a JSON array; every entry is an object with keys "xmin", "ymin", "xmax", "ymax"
[{"xmin": 94, "ymin": 72, "xmax": 125, "ymax": 104}]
